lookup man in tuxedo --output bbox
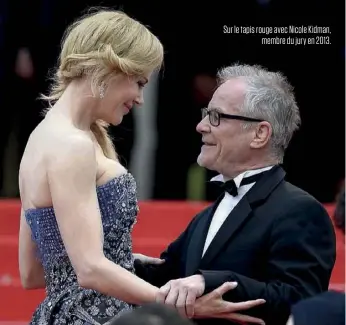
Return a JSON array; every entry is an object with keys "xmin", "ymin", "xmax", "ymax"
[{"xmin": 134, "ymin": 64, "xmax": 336, "ymax": 325}]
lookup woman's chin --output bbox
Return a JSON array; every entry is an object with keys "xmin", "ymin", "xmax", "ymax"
[{"xmin": 109, "ymin": 115, "xmax": 123, "ymax": 126}]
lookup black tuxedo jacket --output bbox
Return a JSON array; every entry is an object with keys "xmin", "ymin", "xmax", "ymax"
[{"xmin": 135, "ymin": 166, "xmax": 336, "ymax": 325}]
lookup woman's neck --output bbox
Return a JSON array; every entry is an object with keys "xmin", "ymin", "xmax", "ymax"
[{"xmin": 51, "ymin": 80, "xmax": 98, "ymax": 130}]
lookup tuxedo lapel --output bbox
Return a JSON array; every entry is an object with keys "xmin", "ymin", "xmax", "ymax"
[
  {"xmin": 185, "ymin": 195, "xmax": 224, "ymax": 276},
  {"xmin": 200, "ymin": 165, "xmax": 286, "ymax": 267}
]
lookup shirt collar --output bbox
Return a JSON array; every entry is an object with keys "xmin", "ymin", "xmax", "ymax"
[{"xmin": 210, "ymin": 166, "xmax": 274, "ymax": 188}]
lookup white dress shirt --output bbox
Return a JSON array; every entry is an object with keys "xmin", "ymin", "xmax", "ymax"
[{"xmin": 202, "ymin": 166, "xmax": 274, "ymax": 257}]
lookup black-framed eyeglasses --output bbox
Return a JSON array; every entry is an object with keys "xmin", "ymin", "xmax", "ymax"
[{"xmin": 201, "ymin": 107, "xmax": 264, "ymax": 127}]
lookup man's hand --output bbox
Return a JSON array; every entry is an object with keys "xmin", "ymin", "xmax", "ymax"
[
  {"xmin": 133, "ymin": 253, "xmax": 165, "ymax": 265},
  {"xmin": 156, "ymin": 275, "xmax": 205, "ymax": 318},
  {"xmin": 194, "ymin": 282, "xmax": 266, "ymax": 324}
]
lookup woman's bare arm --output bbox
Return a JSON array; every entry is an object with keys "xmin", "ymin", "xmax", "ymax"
[
  {"xmin": 47, "ymin": 133, "xmax": 158, "ymax": 305},
  {"xmin": 18, "ymin": 207, "xmax": 46, "ymax": 289}
]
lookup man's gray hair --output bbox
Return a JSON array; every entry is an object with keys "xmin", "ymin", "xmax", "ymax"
[{"xmin": 217, "ymin": 63, "xmax": 301, "ymax": 162}]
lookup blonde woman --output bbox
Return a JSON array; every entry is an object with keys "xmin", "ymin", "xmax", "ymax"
[{"xmin": 18, "ymin": 8, "xmax": 265, "ymax": 325}]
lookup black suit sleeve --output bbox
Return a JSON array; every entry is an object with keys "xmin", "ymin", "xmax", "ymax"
[
  {"xmin": 198, "ymin": 200, "xmax": 336, "ymax": 324},
  {"xmin": 134, "ymin": 233, "xmax": 184, "ymax": 287},
  {"xmin": 134, "ymin": 214, "xmax": 198, "ymax": 287}
]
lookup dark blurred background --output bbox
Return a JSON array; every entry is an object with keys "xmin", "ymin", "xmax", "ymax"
[{"xmin": 0, "ymin": 0, "xmax": 344, "ymax": 203}]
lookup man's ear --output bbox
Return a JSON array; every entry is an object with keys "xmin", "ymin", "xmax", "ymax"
[{"xmin": 250, "ymin": 121, "xmax": 272, "ymax": 149}]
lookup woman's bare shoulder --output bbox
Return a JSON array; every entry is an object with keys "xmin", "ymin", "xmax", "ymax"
[
  {"xmin": 34, "ymin": 120, "xmax": 94, "ymax": 156},
  {"xmin": 47, "ymin": 130, "xmax": 95, "ymax": 167},
  {"xmin": 21, "ymin": 120, "xmax": 96, "ymax": 180},
  {"xmin": 19, "ymin": 121, "xmax": 96, "ymax": 210}
]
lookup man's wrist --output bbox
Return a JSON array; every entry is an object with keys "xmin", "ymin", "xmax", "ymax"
[
  {"xmin": 196, "ymin": 269, "xmax": 233, "ymax": 293},
  {"xmin": 191, "ymin": 274, "xmax": 206, "ymax": 294},
  {"xmin": 193, "ymin": 274, "xmax": 205, "ymax": 284}
]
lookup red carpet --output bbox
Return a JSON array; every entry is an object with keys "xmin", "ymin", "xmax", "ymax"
[{"xmin": 0, "ymin": 200, "xmax": 344, "ymax": 322}]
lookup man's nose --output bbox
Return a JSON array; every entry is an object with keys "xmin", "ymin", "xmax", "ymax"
[{"xmin": 196, "ymin": 117, "xmax": 210, "ymax": 134}]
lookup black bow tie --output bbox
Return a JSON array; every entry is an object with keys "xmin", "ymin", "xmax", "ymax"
[{"xmin": 210, "ymin": 172, "xmax": 266, "ymax": 197}]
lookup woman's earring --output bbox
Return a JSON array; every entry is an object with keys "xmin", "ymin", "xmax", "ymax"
[{"xmin": 99, "ymin": 83, "xmax": 105, "ymax": 99}]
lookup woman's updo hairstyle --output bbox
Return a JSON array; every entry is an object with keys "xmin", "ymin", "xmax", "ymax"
[{"xmin": 42, "ymin": 8, "xmax": 164, "ymax": 159}]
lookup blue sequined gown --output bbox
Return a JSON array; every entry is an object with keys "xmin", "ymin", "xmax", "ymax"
[{"xmin": 25, "ymin": 173, "xmax": 138, "ymax": 325}]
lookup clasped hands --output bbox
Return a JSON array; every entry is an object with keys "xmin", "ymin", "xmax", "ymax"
[
  {"xmin": 133, "ymin": 254, "xmax": 265, "ymax": 324},
  {"xmin": 156, "ymin": 275, "xmax": 265, "ymax": 324}
]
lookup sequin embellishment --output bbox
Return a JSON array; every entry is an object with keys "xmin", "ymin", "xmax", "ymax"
[{"xmin": 25, "ymin": 173, "xmax": 139, "ymax": 324}]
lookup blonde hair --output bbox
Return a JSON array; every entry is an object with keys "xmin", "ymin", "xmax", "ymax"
[{"xmin": 42, "ymin": 8, "xmax": 164, "ymax": 159}]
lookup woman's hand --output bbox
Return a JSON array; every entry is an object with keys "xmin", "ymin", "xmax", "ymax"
[
  {"xmin": 194, "ymin": 282, "xmax": 266, "ymax": 325},
  {"xmin": 133, "ymin": 253, "xmax": 165, "ymax": 265}
]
